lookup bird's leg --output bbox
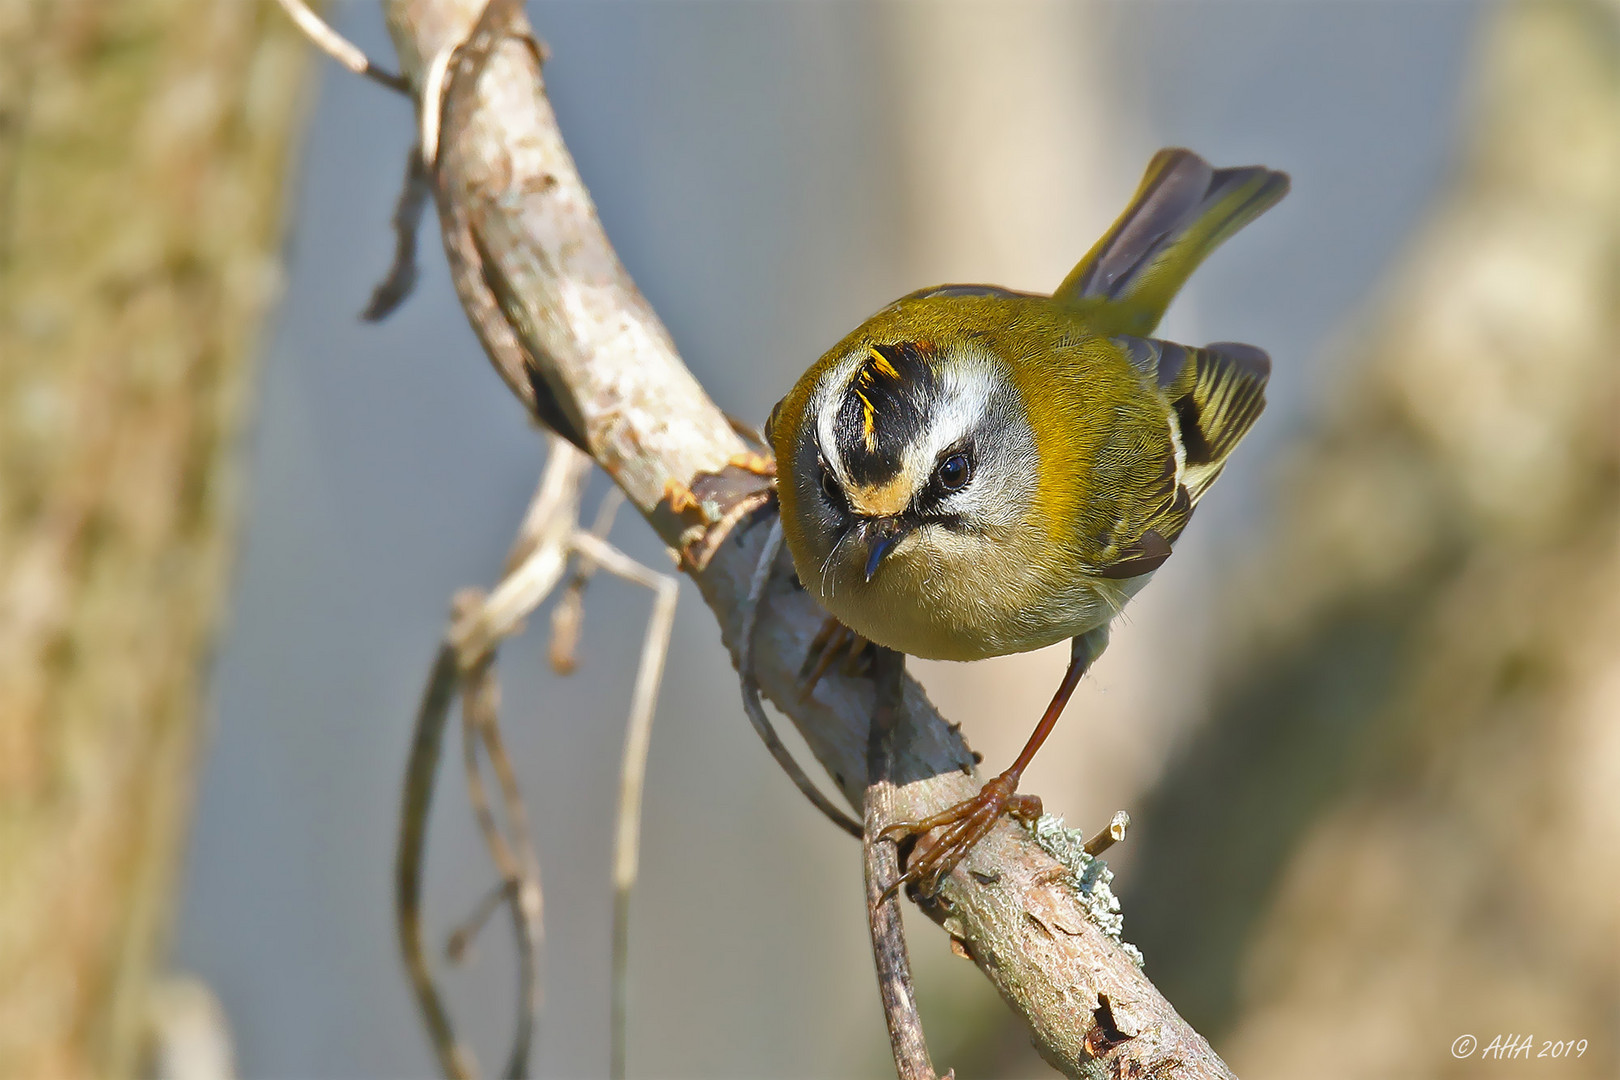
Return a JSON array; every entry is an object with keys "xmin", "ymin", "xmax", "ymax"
[
  {"xmin": 799, "ymin": 616, "xmax": 873, "ymax": 699},
  {"xmin": 882, "ymin": 628, "xmax": 1107, "ymax": 896}
]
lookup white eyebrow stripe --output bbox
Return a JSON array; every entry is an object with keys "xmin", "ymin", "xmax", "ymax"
[
  {"xmin": 900, "ymin": 351, "xmax": 996, "ymax": 478},
  {"xmin": 812, "ymin": 351, "xmax": 866, "ymax": 484}
]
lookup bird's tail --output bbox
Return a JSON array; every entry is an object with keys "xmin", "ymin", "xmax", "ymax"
[{"xmin": 1052, "ymin": 148, "xmax": 1288, "ymax": 336}]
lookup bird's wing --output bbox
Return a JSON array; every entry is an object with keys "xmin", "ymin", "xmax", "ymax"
[
  {"xmin": 1090, "ymin": 456, "xmax": 1190, "ymax": 580},
  {"xmin": 1168, "ymin": 340, "xmax": 1271, "ymax": 502},
  {"xmin": 1085, "ymin": 337, "xmax": 1270, "ymax": 578}
]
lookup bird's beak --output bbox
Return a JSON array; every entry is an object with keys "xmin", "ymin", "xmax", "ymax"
[{"xmin": 860, "ymin": 516, "xmax": 915, "ymax": 583}]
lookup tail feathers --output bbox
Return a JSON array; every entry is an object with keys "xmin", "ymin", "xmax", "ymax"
[{"xmin": 1054, "ymin": 148, "xmax": 1289, "ymax": 336}]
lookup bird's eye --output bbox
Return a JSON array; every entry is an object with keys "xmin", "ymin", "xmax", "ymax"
[
  {"xmin": 820, "ymin": 466, "xmax": 842, "ymax": 502},
  {"xmin": 936, "ymin": 452, "xmax": 971, "ymax": 492}
]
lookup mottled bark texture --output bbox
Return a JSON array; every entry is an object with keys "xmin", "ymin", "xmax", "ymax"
[
  {"xmin": 1127, "ymin": 2, "xmax": 1620, "ymax": 1075},
  {"xmin": 0, "ymin": 1, "xmax": 312, "ymax": 1075},
  {"xmin": 380, "ymin": 0, "xmax": 1235, "ymax": 1075}
]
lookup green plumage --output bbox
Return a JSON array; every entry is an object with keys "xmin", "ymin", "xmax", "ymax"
[
  {"xmin": 765, "ymin": 148, "xmax": 1288, "ymax": 886},
  {"xmin": 770, "ymin": 147, "xmax": 1287, "ymax": 661}
]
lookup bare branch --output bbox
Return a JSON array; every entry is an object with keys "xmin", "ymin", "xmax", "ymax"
[
  {"xmin": 397, "ymin": 443, "xmax": 591, "ymax": 1080},
  {"xmin": 378, "ymin": 0, "xmax": 1242, "ymax": 1075},
  {"xmin": 396, "ymin": 642, "xmax": 477, "ymax": 1080},
  {"xmin": 399, "ymin": 436, "xmax": 690, "ymax": 1079},
  {"xmin": 458, "ymin": 659, "xmax": 519, "ymax": 895},
  {"xmin": 566, "ymin": 531, "xmax": 680, "ymax": 1080},
  {"xmin": 362, "ymin": 145, "xmax": 432, "ymax": 321},
  {"xmin": 547, "ymin": 487, "xmax": 625, "ymax": 675},
  {"xmin": 1084, "ymin": 810, "xmax": 1131, "ymax": 857},
  {"xmin": 864, "ymin": 648, "xmax": 945, "ymax": 1080},
  {"xmin": 444, "ymin": 879, "xmax": 508, "ymax": 964},
  {"xmin": 274, "ymin": 0, "xmax": 410, "ymax": 94},
  {"xmin": 459, "ymin": 656, "xmax": 541, "ymax": 1080},
  {"xmin": 418, "ymin": 40, "xmax": 459, "ymax": 169}
]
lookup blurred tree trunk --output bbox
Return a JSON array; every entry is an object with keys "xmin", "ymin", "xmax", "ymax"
[
  {"xmin": 0, "ymin": 1, "xmax": 312, "ymax": 1076},
  {"xmin": 1125, "ymin": 1, "xmax": 1620, "ymax": 1075}
]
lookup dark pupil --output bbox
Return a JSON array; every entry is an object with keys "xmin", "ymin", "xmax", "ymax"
[
  {"xmin": 821, "ymin": 467, "xmax": 841, "ymax": 501},
  {"xmin": 937, "ymin": 453, "xmax": 970, "ymax": 492}
]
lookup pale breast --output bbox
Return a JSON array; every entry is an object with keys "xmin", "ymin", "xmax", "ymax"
[{"xmin": 813, "ymin": 523, "xmax": 1151, "ymax": 661}]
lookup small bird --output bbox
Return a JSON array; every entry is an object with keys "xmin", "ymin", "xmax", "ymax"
[{"xmin": 766, "ymin": 148, "xmax": 1288, "ymax": 892}]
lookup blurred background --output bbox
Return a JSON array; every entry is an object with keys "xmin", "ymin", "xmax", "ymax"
[{"xmin": 4, "ymin": 0, "xmax": 1617, "ymax": 1077}]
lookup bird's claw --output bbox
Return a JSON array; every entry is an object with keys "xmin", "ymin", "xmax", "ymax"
[
  {"xmin": 798, "ymin": 617, "xmax": 872, "ymax": 699},
  {"xmin": 878, "ymin": 773, "xmax": 1041, "ymax": 899}
]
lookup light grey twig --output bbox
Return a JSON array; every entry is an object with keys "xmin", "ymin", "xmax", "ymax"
[
  {"xmin": 548, "ymin": 487, "xmax": 625, "ymax": 675},
  {"xmin": 273, "ymin": 0, "xmax": 410, "ymax": 94},
  {"xmin": 397, "ymin": 441, "xmax": 589, "ymax": 1080},
  {"xmin": 864, "ymin": 647, "xmax": 945, "ymax": 1080},
  {"xmin": 445, "ymin": 878, "xmax": 508, "ymax": 964},
  {"xmin": 400, "ymin": 432, "xmax": 689, "ymax": 1079},
  {"xmin": 565, "ymin": 531, "xmax": 679, "ymax": 1080}
]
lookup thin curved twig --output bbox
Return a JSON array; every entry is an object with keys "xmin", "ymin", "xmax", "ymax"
[
  {"xmin": 273, "ymin": 0, "xmax": 410, "ymax": 94},
  {"xmin": 397, "ymin": 643, "xmax": 478, "ymax": 1080},
  {"xmin": 398, "ymin": 435, "xmax": 686, "ymax": 1079},
  {"xmin": 548, "ymin": 487, "xmax": 626, "ymax": 674},
  {"xmin": 565, "ymin": 532, "xmax": 679, "ymax": 1080},
  {"xmin": 445, "ymin": 878, "xmax": 509, "ymax": 964},
  {"xmin": 362, "ymin": 145, "xmax": 432, "ymax": 321},
  {"xmin": 459, "ymin": 656, "xmax": 541, "ymax": 1080},
  {"xmin": 459, "ymin": 662, "xmax": 520, "ymax": 893},
  {"xmin": 400, "ymin": 607, "xmax": 543, "ymax": 1080},
  {"xmin": 738, "ymin": 517, "xmax": 862, "ymax": 839},
  {"xmin": 397, "ymin": 444, "xmax": 589, "ymax": 1079}
]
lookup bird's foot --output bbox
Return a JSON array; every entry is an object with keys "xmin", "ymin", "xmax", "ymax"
[
  {"xmin": 726, "ymin": 450, "xmax": 776, "ymax": 478},
  {"xmin": 880, "ymin": 772, "xmax": 1042, "ymax": 898},
  {"xmin": 798, "ymin": 616, "xmax": 872, "ymax": 699}
]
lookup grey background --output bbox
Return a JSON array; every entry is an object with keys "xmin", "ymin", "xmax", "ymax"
[{"xmin": 173, "ymin": 2, "xmax": 1483, "ymax": 1076}]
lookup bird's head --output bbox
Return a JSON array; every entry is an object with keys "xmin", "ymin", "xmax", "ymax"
[{"xmin": 769, "ymin": 336, "xmax": 1039, "ymax": 601}]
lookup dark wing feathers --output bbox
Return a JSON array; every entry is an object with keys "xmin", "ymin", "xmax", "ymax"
[
  {"xmin": 1113, "ymin": 331, "xmax": 1269, "ymax": 473},
  {"xmin": 1170, "ymin": 341, "xmax": 1270, "ymax": 501},
  {"xmin": 1096, "ymin": 528, "xmax": 1174, "ymax": 580},
  {"xmin": 1115, "ymin": 335, "xmax": 1191, "ymax": 391},
  {"xmin": 1089, "ymin": 337, "xmax": 1268, "ymax": 579}
]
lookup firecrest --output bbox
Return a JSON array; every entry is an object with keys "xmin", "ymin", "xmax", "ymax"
[{"xmin": 765, "ymin": 148, "xmax": 1288, "ymax": 891}]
